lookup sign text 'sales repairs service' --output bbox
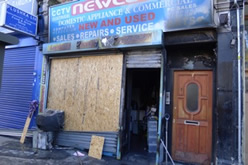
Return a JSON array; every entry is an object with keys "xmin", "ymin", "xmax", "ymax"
[{"xmin": 49, "ymin": 0, "xmax": 213, "ymax": 42}]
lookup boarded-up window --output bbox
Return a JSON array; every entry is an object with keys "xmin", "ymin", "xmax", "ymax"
[{"xmin": 47, "ymin": 54, "xmax": 123, "ymax": 131}]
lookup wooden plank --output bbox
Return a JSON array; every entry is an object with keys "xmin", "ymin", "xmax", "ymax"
[
  {"xmin": 20, "ymin": 117, "xmax": 31, "ymax": 144},
  {"xmin": 20, "ymin": 100, "xmax": 38, "ymax": 144},
  {"xmin": 88, "ymin": 135, "xmax": 105, "ymax": 160}
]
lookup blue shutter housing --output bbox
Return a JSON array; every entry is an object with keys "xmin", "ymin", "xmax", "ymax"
[{"xmin": 0, "ymin": 47, "xmax": 36, "ymax": 129}]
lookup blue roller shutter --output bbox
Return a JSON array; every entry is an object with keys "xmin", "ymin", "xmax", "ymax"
[{"xmin": 0, "ymin": 46, "xmax": 36, "ymax": 129}]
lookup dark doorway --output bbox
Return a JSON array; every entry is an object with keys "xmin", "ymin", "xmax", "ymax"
[{"xmin": 123, "ymin": 68, "xmax": 160, "ymax": 157}]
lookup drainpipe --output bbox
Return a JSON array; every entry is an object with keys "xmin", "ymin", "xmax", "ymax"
[
  {"xmin": 156, "ymin": 51, "xmax": 164, "ymax": 165},
  {"xmin": 234, "ymin": 0, "xmax": 242, "ymax": 164}
]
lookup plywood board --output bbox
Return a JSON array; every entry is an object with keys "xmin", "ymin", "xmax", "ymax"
[
  {"xmin": 47, "ymin": 54, "xmax": 123, "ymax": 131},
  {"xmin": 88, "ymin": 135, "xmax": 105, "ymax": 160},
  {"xmin": 20, "ymin": 117, "xmax": 31, "ymax": 144}
]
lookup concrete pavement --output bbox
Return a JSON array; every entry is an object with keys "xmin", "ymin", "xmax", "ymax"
[{"xmin": 0, "ymin": 135, "xmax": 160, "ymax": 165}]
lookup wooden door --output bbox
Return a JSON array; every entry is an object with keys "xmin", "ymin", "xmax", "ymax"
[{"xmin": 172, "ymin": 71, "xmax": 213, "ymax": 165}]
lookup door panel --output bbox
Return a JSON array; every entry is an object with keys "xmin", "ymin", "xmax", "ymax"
[{"xmin": 172, "ymin": 71, "xmax": 213, "ymax": 165}]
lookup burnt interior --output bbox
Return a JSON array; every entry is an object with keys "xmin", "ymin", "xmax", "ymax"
[{"xmin": 123, "ymin": 68, "xmax": 160, "ymax": 156}]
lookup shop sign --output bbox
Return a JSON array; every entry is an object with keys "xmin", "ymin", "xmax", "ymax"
[
  {"xmin": 49, "ymin": 0, "xmax": 214, "ymax": 43},
  {"xmin": 49, "ymin": 0, "xmax": 165, "ymax": 42},
  {"xmin": 0, "ymin": 2, "xmax": 37, "ymax": 36},
  {"xmin": 4, "ymin": 0, "xmax": 37, "ymax": 15},
  {"xmin": 164, "ymin": 0, "xmax": 213, "ymax": 31},
  {"xmin": 43, "ymin": 30, "xmax": 163, "ymax": 54}
]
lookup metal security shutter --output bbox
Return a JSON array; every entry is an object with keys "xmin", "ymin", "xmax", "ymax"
[
  {"xmin": 55, "ymin": 131, "xmax": 118, "ymax": 155},
  {"xmin": 0, "ymin": 47, "xmax": 35, "ymax": 129},
  {"xmin": 126, "ymin": 50, "xmax": 161, "ymax": 68}
]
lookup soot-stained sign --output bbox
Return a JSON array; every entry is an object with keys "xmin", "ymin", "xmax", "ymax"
[{"xmin": 49, "ymin": 0, "xmax": 213, "ymax": 42}]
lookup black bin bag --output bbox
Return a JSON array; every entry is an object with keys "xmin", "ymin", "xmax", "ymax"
[{"xmin": 36, "ymin": 110, "xmax": 64, "ymax": 131}]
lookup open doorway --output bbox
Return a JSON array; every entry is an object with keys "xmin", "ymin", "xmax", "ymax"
[{"xmin": 123, "ymin": 68, "xmax": 160, "ymax": 156}]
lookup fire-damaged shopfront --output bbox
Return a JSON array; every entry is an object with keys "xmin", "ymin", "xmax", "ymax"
[{"xmin": 39, "ymin": 0, "xmax": 246, "ymax": 164}]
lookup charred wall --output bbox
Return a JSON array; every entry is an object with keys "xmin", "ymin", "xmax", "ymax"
[
  {"xmin": 215, "ymin": 2, "xmax": 245, "ymax": 162},
  {"xmin": 164, "ymin": 31, "xmax": 217, "ymax": 162},
  {"xmin": 163, "ymin": 20, "xmax": 242, "ymax": 164},
  {"xmin": 216, "ymin": 31, "xmax": 239, "ymax": 163}
]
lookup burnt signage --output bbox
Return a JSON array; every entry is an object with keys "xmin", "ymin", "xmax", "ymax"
[
  {"xmin": 49, "ymin": 0, "xmax": 165, "ymax": 42},
  {"xmin": 49, "ymin": 0, "xmax": 214, "ymax": 42},
  {"xmin": 164, "ymin": 0, "xmax": 213, "ymax": 31}
]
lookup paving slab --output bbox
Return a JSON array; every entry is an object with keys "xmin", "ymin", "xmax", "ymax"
[{"xmin": 0, "ymin": 135, "xmax": 185, "ymax": 165}]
